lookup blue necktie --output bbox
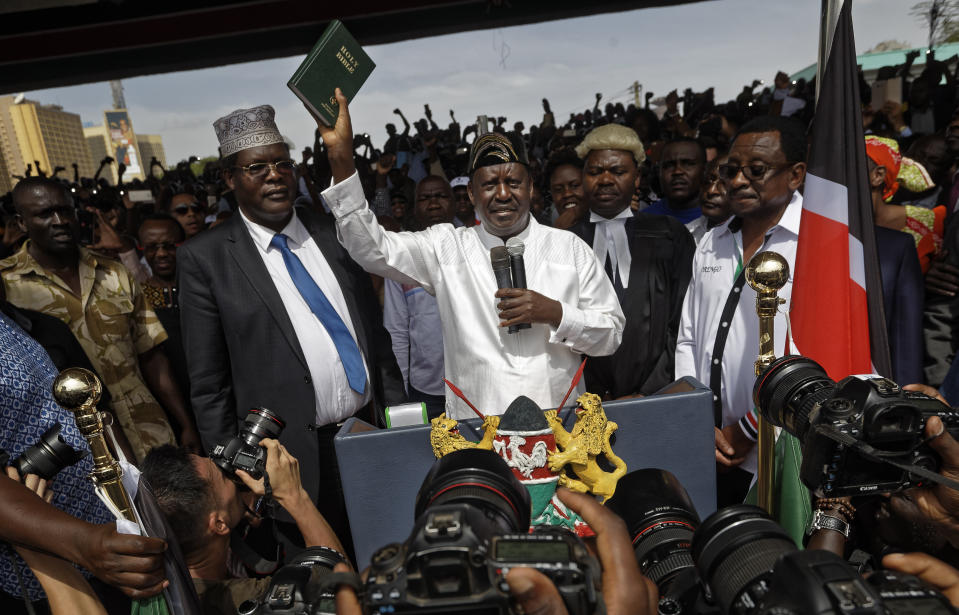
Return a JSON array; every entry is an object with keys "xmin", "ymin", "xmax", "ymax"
[{"xmin": 270, "ymin": 233, "xmax": 366, "ymax": 394}]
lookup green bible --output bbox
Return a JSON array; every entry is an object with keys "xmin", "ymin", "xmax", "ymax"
[{"xmin": 288, "ymin": 19, "xmax": 376, "ymax": 127}]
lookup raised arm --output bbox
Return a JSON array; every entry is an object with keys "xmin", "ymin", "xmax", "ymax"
[{"xmin": 309, "ymin": 90, "xmax": 440, "ymax": 292}]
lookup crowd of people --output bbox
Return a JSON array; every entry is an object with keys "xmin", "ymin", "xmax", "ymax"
[{"xmin": 3, "ymin": 44, "xmax": 959, "ymax": 615}]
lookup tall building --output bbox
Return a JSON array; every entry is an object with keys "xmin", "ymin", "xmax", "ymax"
[
  {"xmin": 136, "ymin": 134, "xmax": 166, "ymax": 172},
  {"xmin": 0, "ymin": 148, "xmax": 11, "ymax": 194},
  {"xmin": 0, "ymin": 95, "xmax": 96, "ymax": 185},
  {"xmin": 83, "ymin": 124, "xmax": 115, "ymax": 184}
]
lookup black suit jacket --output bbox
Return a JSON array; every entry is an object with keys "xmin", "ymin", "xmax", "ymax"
[
  {"xmin": 875, "ymin": 226, "xmax": 925, "ymax": 386},
  {"xmin": 177, "ymin": 207, "xmax": 405, "ymax": 501},
  {"xmin": 570, "ymin": 211, "xmax": 695, "ymax": 397}
]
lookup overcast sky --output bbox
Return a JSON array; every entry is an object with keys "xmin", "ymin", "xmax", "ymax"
[{"xmin": 25, "ymin": 0, "xmax": 928, "ymax": 164}]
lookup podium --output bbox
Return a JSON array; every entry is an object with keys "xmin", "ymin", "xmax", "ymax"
[{"xmin": 335, "ymin": 377, "xmax": 716, "ymax": 566}]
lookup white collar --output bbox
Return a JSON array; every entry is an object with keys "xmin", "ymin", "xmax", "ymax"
[
  {"xmin": 589, "ymin": 208, "xmax": 632, "ymax": 288},
  {"xmin": 239, "ymin": 207, "xmax": 312, "ymax": 252},
  {"xmin": 473, "ymin": 214, "xmax": 536, "ymax": 252},
  {"xmin": 715, "ymin": 190, "xmax": 804, "ymax": 239},
  {"xmin": 589, "ymin": 208, "xmax": 633, "ymax": 224}
]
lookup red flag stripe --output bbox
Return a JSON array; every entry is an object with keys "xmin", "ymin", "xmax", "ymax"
[{"xmin": 791, "ymin": 205, "xmax": 872, "ymax": 380}]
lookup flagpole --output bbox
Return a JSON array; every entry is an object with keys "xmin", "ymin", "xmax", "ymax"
[{"xmin": 816, "ymin": 0, "xmax": 844, "ymax": 103}]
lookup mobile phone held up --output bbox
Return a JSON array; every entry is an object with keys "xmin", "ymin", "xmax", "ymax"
[{"xmin": 76, "ymin": 210, "xmax": 96, "ymax": 246}]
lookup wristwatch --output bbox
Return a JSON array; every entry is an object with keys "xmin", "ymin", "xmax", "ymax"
[{"xmin": 807, "ymin": 509, "xmax": 850, "ymax": 538}]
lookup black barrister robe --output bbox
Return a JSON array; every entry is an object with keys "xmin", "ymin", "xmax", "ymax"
[{"xmin": 570, "ymin": 210, "xmax": 695, "ymax": 398}]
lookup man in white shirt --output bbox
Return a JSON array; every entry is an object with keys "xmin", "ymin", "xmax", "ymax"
[
  {"xmin": 316, "ymin": 89, "xmax": 624, "ymax": 419},
  {"xmin": 675, "ymin": 115, "xmax": 807, "ymax": 506}
]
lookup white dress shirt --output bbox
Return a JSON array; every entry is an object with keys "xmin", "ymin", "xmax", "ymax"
[
  {"xmin": 674, "ymin": 191, "xmax": 802, "ymax": 474},
  {"xmin": 323, "ymin": 172, "xmax": 624, "ymax": 419},
  {"xmin": 590, "ymin": 208, "xmax": 633, "ymax": 288},
  {"xmin": 239, "ymin": 208, "xmax": 371, "ymax": 424}
]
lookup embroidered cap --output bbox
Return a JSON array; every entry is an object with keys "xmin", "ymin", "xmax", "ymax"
[
  {"xmin": 468, "ymin": 132, "xmax": 529, "ymax": 175},
  {"xmin": 213, "ymin": 105, "xmax": 285, "ymax": 158}
]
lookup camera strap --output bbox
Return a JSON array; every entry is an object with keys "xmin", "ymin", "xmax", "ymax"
[
  {"xmin": 815, "ymin": 426, "xmax": 959, "ymax": 492},
  {"xmin": 709, "ymin": 267, "xmax": 748, "ymax": 427},
  {"xmin": 316, "ymin": 571, "xmax": 364, "ymax": 594}
]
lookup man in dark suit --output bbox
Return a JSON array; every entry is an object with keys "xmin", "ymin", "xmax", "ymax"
[
  {"xmin": 570, "ymin": 124, "xmax": 695, "ymax": 398},
  {"xmin": 177, "ymin": 105, "xmax": 405, "ymax": 556}
]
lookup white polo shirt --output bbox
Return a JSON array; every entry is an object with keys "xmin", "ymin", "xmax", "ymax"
[{"xmin": 675, "ymin": 191, "xmax": 802, "ymax": 474}]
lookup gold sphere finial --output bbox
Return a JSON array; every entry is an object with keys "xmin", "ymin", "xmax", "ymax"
[
  {"xmin": 745, "ymin": 251, "xmax": 790, "ymax": 293},
  {"xmin": 52, "ymin": 367, "xmax": 102, "ymax": 410}
]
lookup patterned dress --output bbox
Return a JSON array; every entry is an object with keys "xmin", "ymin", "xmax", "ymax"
[
  {"xmin": 0, "ymin": 243, "xmax": 176, "ymax": 461},
  {"xmin": 0, "ymin": 311, "xmax": 112, "ymax": 600},
  {"xmin": 903, "ymin": 204, "xmax": 946, "ymax": 274}
]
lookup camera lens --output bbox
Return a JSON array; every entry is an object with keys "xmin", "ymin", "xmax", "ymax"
[
  {"xmin": 753, "ymin": 355, "xmax": 835, "ymax": 440},
  {"xmin": 240, "ymin": 406, "xmax": 286, "ymax": 445},
  {"xmin": 14, "ymin": 423, "xmax": 86, "ymax": 480},
  {"xmin": 693, "ymin": 505, "xmax": 796, "ymax": 614},
  {"xmin": 605, "ymin": 469, "xmax": 699, "ymax": 593},
  {"xmin": 415, "ymin": 449, "xmax": 531, "ymax": 533}
]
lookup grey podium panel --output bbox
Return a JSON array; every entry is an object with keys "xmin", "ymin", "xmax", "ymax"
[{"xmin": 335, "ymin": 377, "xmax": 716, "ymax": 567}]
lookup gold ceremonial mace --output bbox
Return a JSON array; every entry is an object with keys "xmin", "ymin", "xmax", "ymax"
[
  {"xmin": 744, "ymin": 251, "xmax": 790, "ymax": 513},
  {"xmin": 53, "ymin": 368, "xmax": 135, "ymax": 521}
]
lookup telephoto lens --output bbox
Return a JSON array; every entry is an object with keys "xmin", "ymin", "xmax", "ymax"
[
  {"xmin": 605, "ymin": 469, "xmax": 700, "ymax": 594},
  {"xmin": 753, "ymin": 355, "xmax": 836, "ymax": 439},
  {"xmin": 211, "ymin": 406, "xmax": 286, "ymax": 480},
  {"xmin": 692, "ymin": 505, "xmax": 797, "ymax": 615},
  {"xmin": 414, "ymin": 447, "xmax": 532, "ymax": 533},
  {"xmin": 240, "ymin": 407, "xmax": 286, "ymax": 446},
  {"xmin": 14, "ymin": 423, "xmax": 87, "ymax": 480}
]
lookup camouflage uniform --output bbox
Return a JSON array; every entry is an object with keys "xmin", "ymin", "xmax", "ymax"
[{"xmin": 0, "ymin": 242, "xmax": 176, "ymax": 461}]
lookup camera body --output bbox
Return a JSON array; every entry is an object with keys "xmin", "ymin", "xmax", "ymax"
[
  {"xmin": 754, "ymin": 355, "xmax": 959, "ymax": 497},
  {"xmin": 363, "ymin": 448, "xmax": 603, "ymax": 615},
  {"xmin": 210, "ymin": 407, "xmax": 285, "ymax": 480},
  {"xmin": 365, "ymin": 505, "xmax": 601, "ymax": 615},
  {"xmin": 754, "ymin": 550, "xmax": 956, "ymax": 615},
  {"xmin": 238, "ymin": 547, "xmax": 344, "ymax": 615}
]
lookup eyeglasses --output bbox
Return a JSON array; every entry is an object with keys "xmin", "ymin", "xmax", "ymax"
[
  {"xmin": 233, "ymin": 159, "xmax": 297, "ymax": 179},
  {"xmin": 142, "ymin": 242, "xmax": 178, "ymax": 253},
  {"xmin": 718, "ymin": 162, "xmax": 792, "ymax": 182},
  {"xmin": 173, "ymin": 203, "xmax": 203, "ymax": 215}
]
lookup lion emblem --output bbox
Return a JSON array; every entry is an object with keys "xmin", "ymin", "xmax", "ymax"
[
  {"xmin": 544, "ymin": 392, "xmax": 627, "ymax": 502},
  {"xmin": 429, "ymin": 413, "xmax": 500, "ymax": 458}
]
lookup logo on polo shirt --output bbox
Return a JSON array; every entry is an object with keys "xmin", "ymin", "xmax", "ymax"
[{"xmin": 702, "ymin": 264, "xmax": 723, "ymax": 273}]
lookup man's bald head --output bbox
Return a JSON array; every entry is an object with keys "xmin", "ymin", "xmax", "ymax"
[{"xmin": 11, "ymin": 177, "xmax": 71, "ymax": 215}]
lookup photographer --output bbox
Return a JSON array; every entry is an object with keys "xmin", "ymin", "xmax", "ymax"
[
  {"xmin": 332, "ymin": 487, "xmax": 658, "ymax": 615},
  {"xmin": 141, "ymin": 438, "xmax": 345, "ymax": 614}
]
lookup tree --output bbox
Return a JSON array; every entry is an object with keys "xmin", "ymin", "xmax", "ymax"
[{"xmin": 911, "ymin": 0, "xmax": 959, "ymax": 47}]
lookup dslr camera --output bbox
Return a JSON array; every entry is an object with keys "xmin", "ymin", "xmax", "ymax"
[
  {"xmin": 238, "ymin": 546, "xmax": 346, "ymax": 615},
  {"xmin": 210, "ymin": 407, "xmax": 285, "ymax": 480},
  {"xmin": 364, "ymin": 449, "xmax": 604, "ymax": 615},
  {"xmin": 606, "ymin": 469, "xmax": 957, "ymax": 615},
  {"xmin": 754, "ymin": 355, "xmax": 959, "ymax": 496}
]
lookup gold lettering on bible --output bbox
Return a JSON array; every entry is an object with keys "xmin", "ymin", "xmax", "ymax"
[{"xmin": 336, "ymin": 45, "xmax": 359, "ymax": 74}]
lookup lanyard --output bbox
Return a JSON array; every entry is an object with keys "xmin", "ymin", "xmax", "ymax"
[{"xmin": 732, "ymin": 230, "xmax": 744, "ymax": 280}]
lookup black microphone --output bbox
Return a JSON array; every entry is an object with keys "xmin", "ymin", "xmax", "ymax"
[
  {"xmin": 506, "ymin": 238, "xmax": 531, "ymax": 333},
  {"xmin": 491, "ymin": 246, "xmax": 521, "ymax": 335}
]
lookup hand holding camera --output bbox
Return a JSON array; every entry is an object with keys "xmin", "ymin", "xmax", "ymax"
[
  {"xmin": 507, "ymin": 488, "xmax": 658, "ymax": 615},
  {"xmin": 893, "ymin": 416, "xmax": 959, "ymax": 546},
  {"xmin": 235, "ymin": 438, "xmax": 309, "ymax": 509}
]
